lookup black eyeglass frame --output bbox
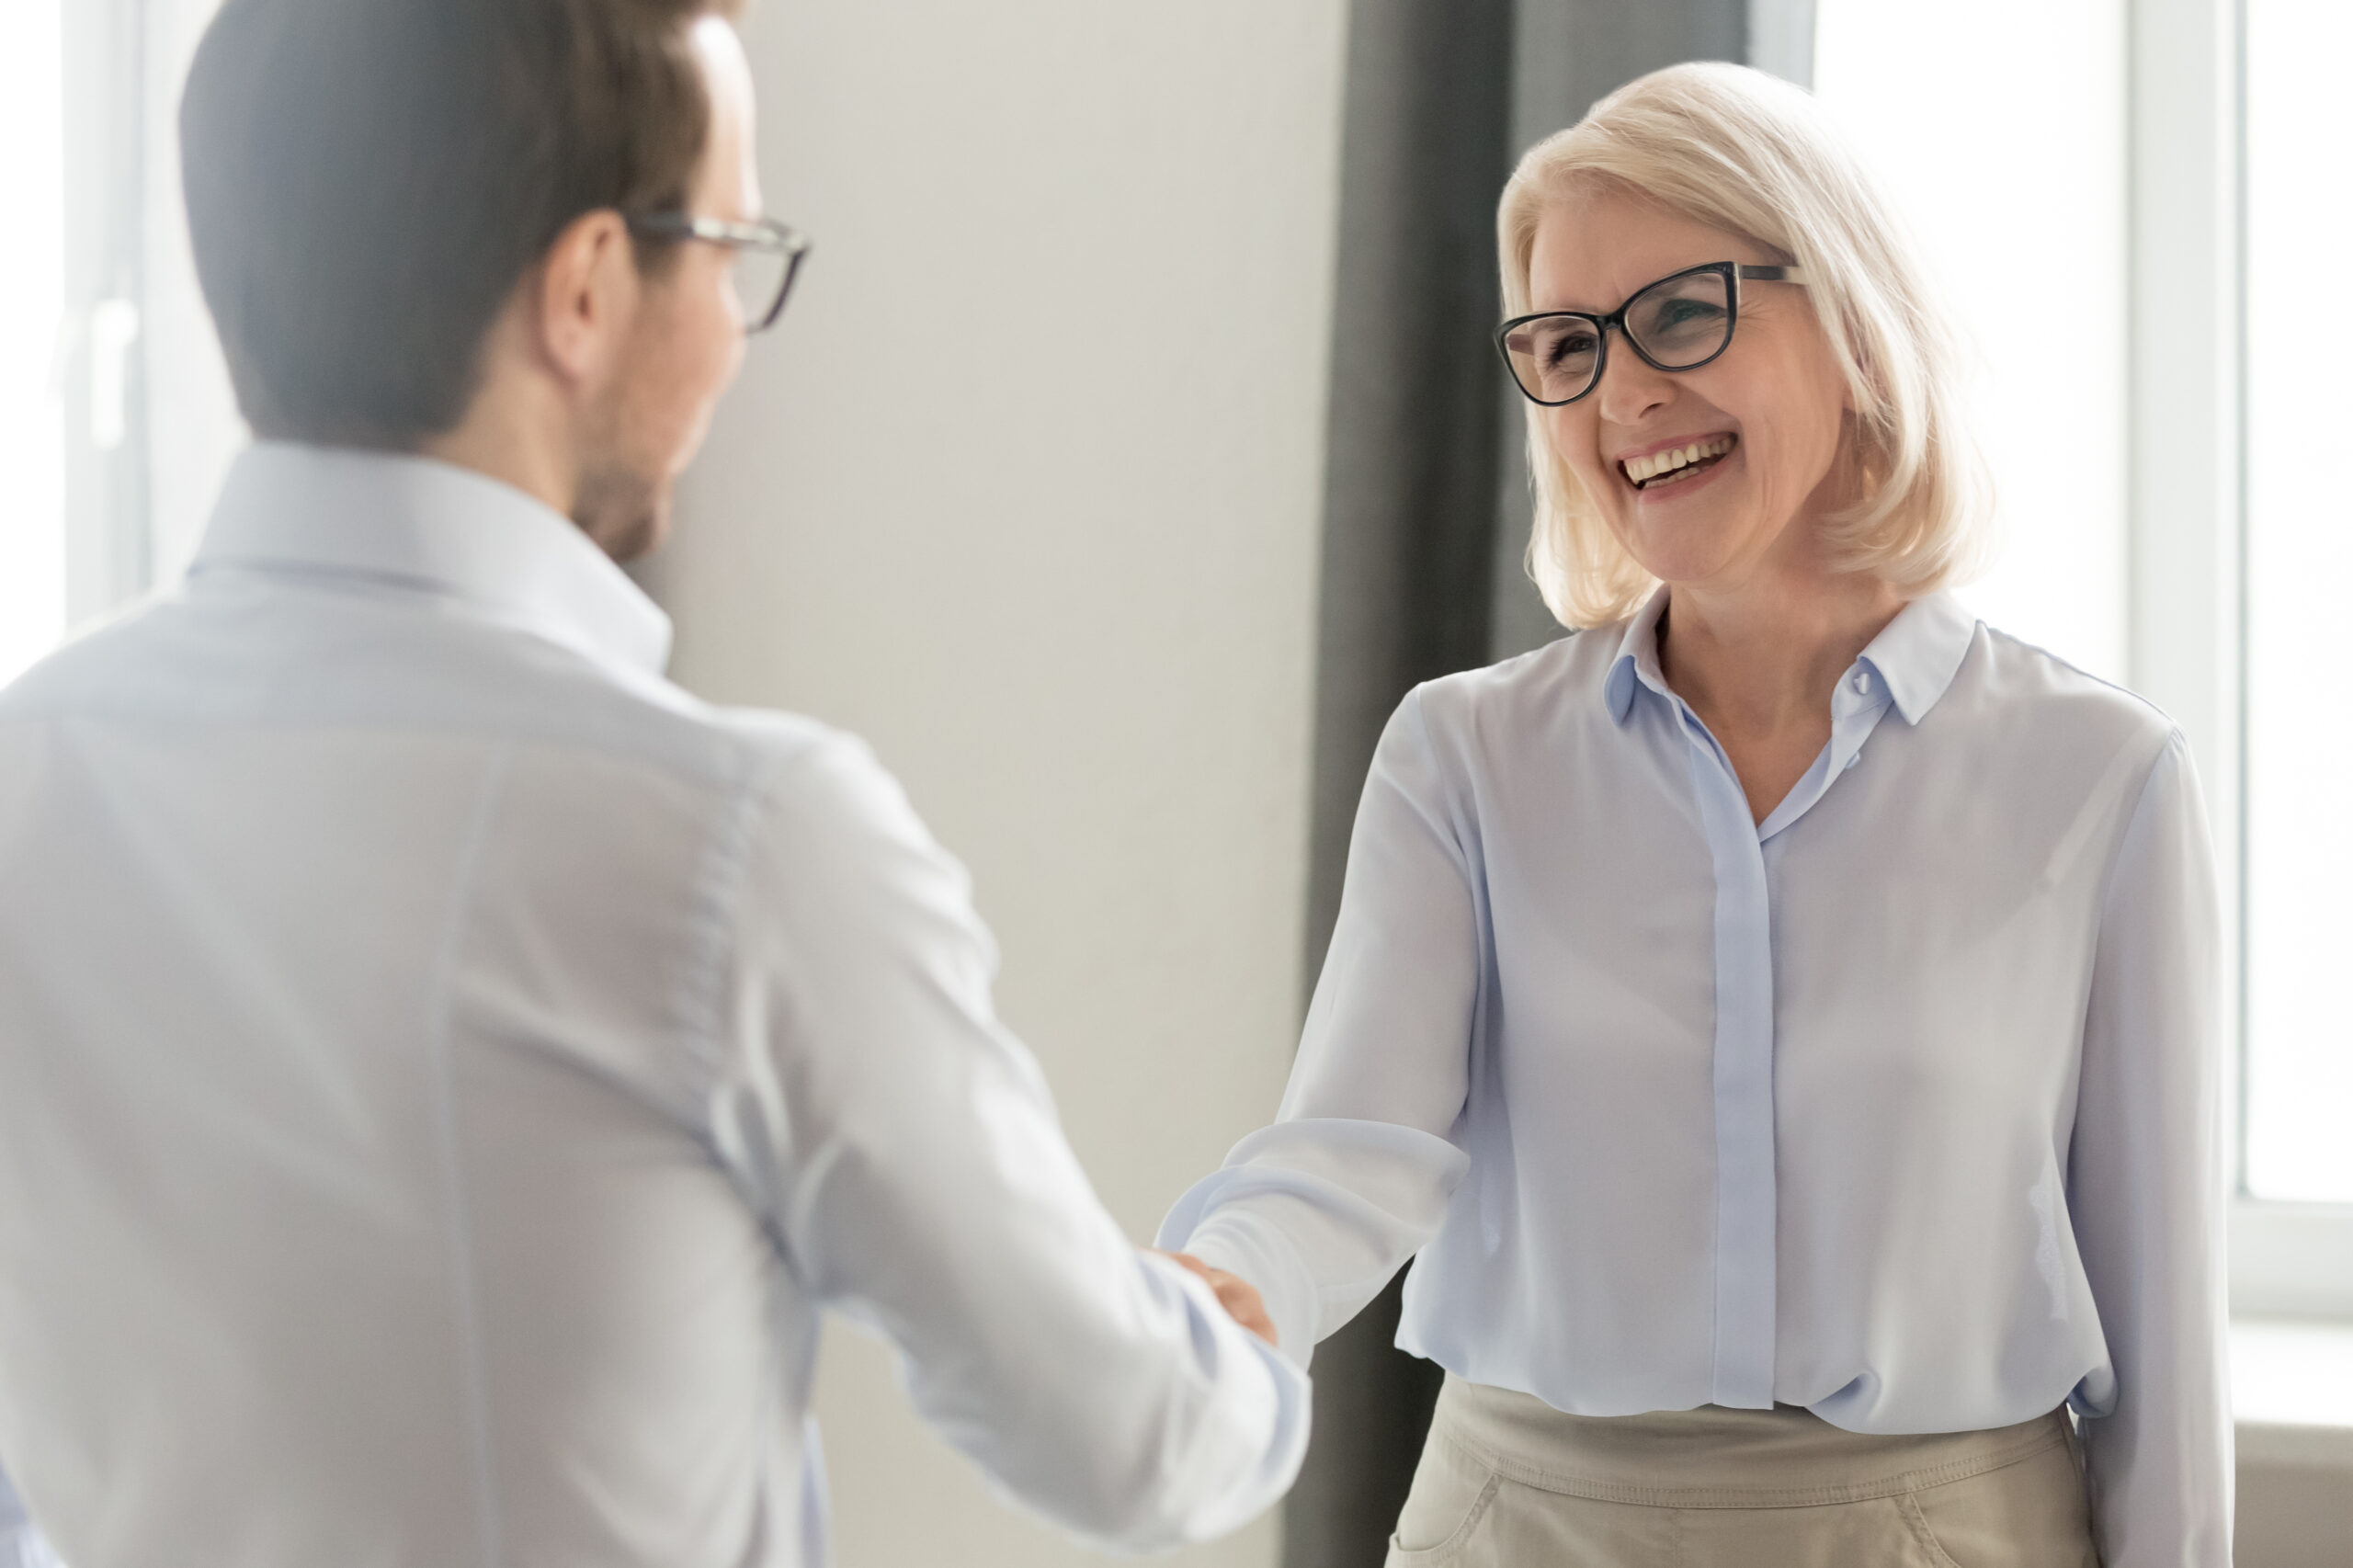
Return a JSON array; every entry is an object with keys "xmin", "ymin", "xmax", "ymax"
[
  {"xmin": 1494, "ymin": 261, "xmax": 1807, "ymax": 407},
  {"xmin": 625, "ymin": 212, "xmax": 812, "ymax": 335}
]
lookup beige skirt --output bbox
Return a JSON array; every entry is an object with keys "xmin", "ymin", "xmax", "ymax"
[{"xmin": 1387, "ymin": 1376, "xmax": 2098, "ymax": 1567}]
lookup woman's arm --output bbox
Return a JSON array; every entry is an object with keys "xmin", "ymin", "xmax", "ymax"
[
  {"xmin": 1158, "ymin": 687, "xmax": 1480, "ymax": 1362},
  {"xmin": 2069, "ymin": 729, "xmax": 2233, "ymax": 1567}
]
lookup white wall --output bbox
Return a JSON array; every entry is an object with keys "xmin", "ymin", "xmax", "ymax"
[{"xmin": 639, "ymin": 6, "xmax": 1347, "ymax": 1564}]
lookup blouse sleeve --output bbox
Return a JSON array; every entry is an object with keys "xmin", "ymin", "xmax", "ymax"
[
  {"xmin": 1157, "ymin": 687, "xmax": 1476, "ymax": 1363},
  {"xmin": 2068, "ymin": 729, "xmax": 2234, "ymax": 1567}
]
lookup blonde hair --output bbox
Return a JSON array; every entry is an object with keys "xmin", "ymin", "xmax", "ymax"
[{"xmin": 1500, "ymin": 62, "xmax": 1992, "ymax": 628}]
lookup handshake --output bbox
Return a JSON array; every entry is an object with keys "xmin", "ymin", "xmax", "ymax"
[{"xmin": 1154, "ymin": 1251, "xmax": 1278, "ymax": 1347}]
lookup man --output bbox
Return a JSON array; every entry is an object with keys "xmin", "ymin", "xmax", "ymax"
[{"xmin": 0, "ymin": 3, "xmax": 1303, "ymax": 1563}]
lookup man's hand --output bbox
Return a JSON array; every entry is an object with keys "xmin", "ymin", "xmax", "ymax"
[{"xmin": 1152, "ymin": 1249, "xmax": 1278, "ymax": 1348}]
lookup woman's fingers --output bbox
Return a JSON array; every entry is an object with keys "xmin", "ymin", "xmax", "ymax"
[{"xmin": 1151, "ymin": 1249, "xmax": 1279, "ymax": 1347}]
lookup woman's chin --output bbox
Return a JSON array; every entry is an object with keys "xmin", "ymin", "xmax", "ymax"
[
  {"xmin": 1616, "ymin": 529, "xmax": 1752, "ymax": 592},
  {"xmin": 1609, "ymin": 494, "xmax": 1795, "ymax": 593}
]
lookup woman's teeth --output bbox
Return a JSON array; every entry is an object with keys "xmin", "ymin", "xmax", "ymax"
[{"xmin": 1625, "ymin": 435, "xmax": 1735, "ymax": 489}]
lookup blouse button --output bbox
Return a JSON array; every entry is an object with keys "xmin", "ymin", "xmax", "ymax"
[{"xmin": 1850, "ymin": 670, "xmax": 1873, "ymax": 695}]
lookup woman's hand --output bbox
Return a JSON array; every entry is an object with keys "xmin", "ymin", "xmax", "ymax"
[{"xmin": 1152, "ymin": 1249, "xmax": 1278, "ymax": 1348}]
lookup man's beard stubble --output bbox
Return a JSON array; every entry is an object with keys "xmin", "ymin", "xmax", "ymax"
[{"xmin": 572, "ymin": 455, "xmax": 670, "ymax": 565}]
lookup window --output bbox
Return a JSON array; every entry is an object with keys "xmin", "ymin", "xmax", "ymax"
[
  {"xmin": 1813, "ymin": 0, "xmax": 2131, "ymax": 684},
  {"xmin": 0, "ymin": 0, "xmax": 67, "ymax": 688},
  {"xmin": 2242, "ymin": 0, "xmax": 2353, "ymax": 1206},
  {"xmin": 0, "ymin": 0, "xmax": 240, "ymax": 699},
  {"xmin": 1818, "ymin": 0, "xmax": 2353, "ymax": 1312}
]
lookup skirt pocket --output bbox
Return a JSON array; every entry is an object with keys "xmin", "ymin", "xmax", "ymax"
[
  {"xmin": 1386, "ymin": 1432, "xmax": 1502, "ymax": 1564},
  {"xmin": 1905, "ymin": 1435, "xmax": 2099, "ymax": 1568}
]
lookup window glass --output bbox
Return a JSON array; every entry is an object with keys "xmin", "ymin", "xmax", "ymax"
[
  {"xmin": 1813, "ymin": 0, "xmax": 2131, "ymax": 683},
  {"xmin": 2243, "ymin": 0, "xmax": 2353, "ymax": 1202},
  {"xmin": 0, "ymin": 0, "xmax": 67, "ymax": 687}
]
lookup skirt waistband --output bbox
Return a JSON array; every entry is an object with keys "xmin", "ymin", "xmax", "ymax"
[{"xmin": 1427, "ymin": 1374, "xmax": 2074, "ymax": 1510}]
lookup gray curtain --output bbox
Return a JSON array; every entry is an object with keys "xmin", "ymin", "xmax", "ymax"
[{"xmin": 1292, "ymin": 5, "xmax": 1809, "ymax": 1564}]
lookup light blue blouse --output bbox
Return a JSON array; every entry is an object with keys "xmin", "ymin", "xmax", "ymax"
[{"xmin": 1160, "ymin": 589, "xmax": 2230, "ymax": 1568}]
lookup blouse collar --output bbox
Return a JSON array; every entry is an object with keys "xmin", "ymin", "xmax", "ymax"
[{"xmin": 1603, "ymin": 585, "xmax": 1977, "ymax": 728}]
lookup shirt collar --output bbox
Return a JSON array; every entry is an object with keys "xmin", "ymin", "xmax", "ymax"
[
  {"xmin": 1603, "ymin": 585, "xmax": 1977, "ymax": 727},
  {"xmin": 1853, "ymin": 591, "xmax": 1977, "ymax": 723},
  {"xmin": 190, "ymin": 442, "xmax": 673, "ymax": 676},
  {"xmin": 1603, "ymin": 585, "xmax": 1674, "ymax": 724}
]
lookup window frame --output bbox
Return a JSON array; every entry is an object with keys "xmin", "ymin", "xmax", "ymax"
[
  {"xmin": 53, "ymin": 0, "xmax": 242, "ymax": 643},
  {"xmin": 2129, "ymin": 0, "xmax": 2353, "ymax": 1320},
  {"xmin": 60, "ymin": 0, "xmax": 153, "ymax": 623}
]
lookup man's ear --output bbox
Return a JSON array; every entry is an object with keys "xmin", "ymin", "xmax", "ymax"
[{"xmin": 529, "ymin": 209, "xmax": 639, "ymax": 392}]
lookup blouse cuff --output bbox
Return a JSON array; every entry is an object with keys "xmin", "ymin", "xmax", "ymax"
[
  {"xmin": 1175, "ymin": 1208, "xmax": 1323, "ymax": 1370},
  {"xmin": 1157, "ymin": 1118, "xmax": 1471, "ymax": 1368}
]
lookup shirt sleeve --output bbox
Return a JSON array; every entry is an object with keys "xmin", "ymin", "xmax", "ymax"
[
  {"xmin": 2068, "ymin": 729, "xmax": 2234, "ymax": 1568},
  {"xmin": 712, "ymin": 729, "xmax": 1307, "ymax": 1552},
  {"xmin": 1156, "ymin": 687, "xmax": 1476, "ymax": 1364},
  {"xmin": 0, "ymin": 1461, "xmax": 32, "ymax": 1553}
]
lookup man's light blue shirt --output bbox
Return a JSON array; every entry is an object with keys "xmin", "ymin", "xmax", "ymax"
[{"xmin": 0, "ymin": 443, "xmax": 1305, "ymax": 1568}]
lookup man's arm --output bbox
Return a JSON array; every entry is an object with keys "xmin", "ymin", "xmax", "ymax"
[
  {"xmin": 0, "ymin": 1460, "xmax": 63, "ymax": 1568},
  {"xmin": 710, "ymin": 727, "xmax": 1306, "ymax": 1550}
]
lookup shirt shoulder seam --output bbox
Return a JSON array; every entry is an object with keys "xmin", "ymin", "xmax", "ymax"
[
  {"xmin": 1976, "ymin": 623, "xmax": 2175, "ymax": 731},
  {"xmin": 2090, "ymin": 726, "xmax": 2193, "ymax": 925},
  {"xmin": 673, "ymin": 735, "xmax": 819, "ymax": 1091}
]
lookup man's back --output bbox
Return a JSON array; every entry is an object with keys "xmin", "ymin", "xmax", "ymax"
[{"xmin": 0, "ymin": 446, "xmax": 1302, "ymax": 1566}]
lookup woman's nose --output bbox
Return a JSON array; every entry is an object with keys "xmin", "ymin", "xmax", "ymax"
[{"xmin": 1593, "ymin": 336, "xmax": 1674, "ymax": 425}]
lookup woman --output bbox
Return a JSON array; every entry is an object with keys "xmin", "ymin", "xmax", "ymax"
[{"xmin": 1159, "ymin": 62, "xmax": 2227, "ymax": 1567}]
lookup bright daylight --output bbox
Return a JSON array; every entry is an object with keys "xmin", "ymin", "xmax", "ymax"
[
  {"xmin": 0, "ymin": 1, "xmax": 64, "ymax": 687},
  {"xmin": 2245, "ymin": 0, "xmax": 2353, "ymax": 1202}
]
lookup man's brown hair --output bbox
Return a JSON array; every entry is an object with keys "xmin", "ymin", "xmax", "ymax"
[{"xmin": 181, "ymin": 0, "xmax": 742, "ymax": 448}]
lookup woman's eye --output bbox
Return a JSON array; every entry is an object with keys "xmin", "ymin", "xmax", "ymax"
[
  {"xmin": 1547, "ymin": 332, "xmax": 1598, "ymax": 365},
  {"xmin": 1655, "ymin": 299, "xmax": 1723, "ymax": 326}
]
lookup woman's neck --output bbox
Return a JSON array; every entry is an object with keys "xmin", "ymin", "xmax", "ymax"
[
  {"xmin": 1658, "ymin": 568, "xmax": 1905, "ymax": 741},
  {"xmin": 1655, "ymin": 563, "xmax": 1906, "ymax": 825}
]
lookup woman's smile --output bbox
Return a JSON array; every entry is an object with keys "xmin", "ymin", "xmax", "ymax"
[{"xmin": 1617, "ymin": 431, "xmax": 1739, "ymax": 495}]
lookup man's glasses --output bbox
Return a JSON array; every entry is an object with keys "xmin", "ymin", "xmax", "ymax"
[
  {"xmin": 626, "ymin": 212, "xmax": 812, "ymax": 335},
  {"xmin": 1495, "ymin": 261, "xmax": 1808, "ymax": 406}
]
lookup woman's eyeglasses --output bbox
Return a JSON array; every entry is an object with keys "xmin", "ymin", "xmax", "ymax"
[
  {"xmin": 1495, "ymin": 261, "xmax": 1808, "ymax": 406},
  {"xmin": 625, "ymin": 212, "xmax": 812, "ymax": 335}
]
